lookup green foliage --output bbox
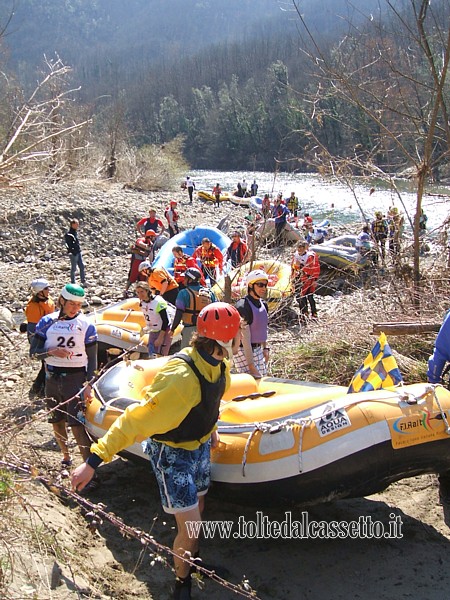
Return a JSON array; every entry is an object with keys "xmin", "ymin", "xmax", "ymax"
[{"xmin": 0, "ymin": 469, "xmax": 13, "ymax": 500}]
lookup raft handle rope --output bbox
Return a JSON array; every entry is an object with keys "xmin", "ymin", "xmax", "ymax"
[
  {"xmin": 430, "ymin": 384, "xmax": 450, "ymax": 436},
  {"xmin": 241, "ymin": 417, "xmax": 312, "ymax": 477}
]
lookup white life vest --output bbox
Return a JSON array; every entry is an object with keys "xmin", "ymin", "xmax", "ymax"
[
  {"xmin": 44, "ymin": 312, "xmax": 96, "ymax": 368},
  {"xmin": 140, "ymin": 297, "xmax": 175, "ymax": 331}
]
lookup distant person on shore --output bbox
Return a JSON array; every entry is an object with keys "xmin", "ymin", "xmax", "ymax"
[
  {"xmin": 136, "ymin": 209, "xmax": 165, "ymax": 238},
  {"xmin": 388, "ymin": 206, "xmax": 404, "ymax": 261},
  {"xmin": 64, "ymin": 218, "xmax": 86, "ymax": 286},
  {"xmin": 241, "ymin": 179, "xmax": 248, "ymax": 196},
  {"xmin": 262, "ymin": 193, "xmax": 271, "ymax": 218},
  {"xmin": 272, "ymin": 196, "xmax": 289, "ymax": 246},
  {"xmin": 286, "ymin": 192, "xmax": 300, "ymax": 220},
  {"xmin": 235, "ymin": 181, "xmax": 244, "ymax": 197},
  {"xmin": 212, "ymin": 183, "xmax": 222, "ymax": 209},
  {"xmin": 25, "ymin": 278, "xmax": 55, "ymax": 395},
  {"xmin": 291, "ymin": 240, "xmax": 320, "ymax": 324},
  {"xmin": 30, "ymin": 284, "xmax": 97, "ymax": 474},
  {"xmin": 250, "ymin": 180, "xmax": 258, "ymax": 196},
  {"xmin": 165, "ymin": 200, "xmax": 180, "ymax": 238},
  {"xmin": 193, "ymin": 237, "xmax": 224, "ymax": 286},
  {"xmin": 371, "ymin": 211, "xmax": 388, "ymax": 263},
  {"xmin": 184, "ymin": 176, "xmax": 195, "ymax": 203}
]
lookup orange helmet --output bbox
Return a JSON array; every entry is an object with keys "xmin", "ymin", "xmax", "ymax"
[
  {"xmin": 145, "ymin": 230, "xmax": 157, "ymax": 237},
  {"xmin": 197, "ymin": 302, "xmax": 240, "ymax": 343}
]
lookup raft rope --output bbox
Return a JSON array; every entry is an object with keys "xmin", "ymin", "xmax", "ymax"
[
  {"xmin": 241, "ymin": 417, "xmax": 312, "ymax": 477},
  {"xmin": 430, "ymin": 385, "xmax": 450, "ymax": 435}
]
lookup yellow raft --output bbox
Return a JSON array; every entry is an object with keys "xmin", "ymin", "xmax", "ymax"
[
  {"xmin": 87, "ymin": 298, "xmax": 183, "ymax": 362},
  {"xmin": 197, "ymin": 190, "xmax": 233, "ymax": 203},
  {"xmin": 85, "ymin": 357, "xmax": 450, "ymax": 506},
  {"xmin": 212, "ymin": 259, "xmax": 293, "ymax": 310}
]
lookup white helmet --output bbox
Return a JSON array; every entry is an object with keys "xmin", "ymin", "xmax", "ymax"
[
  {"xmin": 60, "ymin": 284, "xmax": 85, "ymax": 302},
  {"xmin": 245, "ymin": 269, "xmax": 269, "ymax": 286},
  {"xmin": 31, "ymin": 278, "xmax": 50, "ymax": 294},
  {"xmin": 138, "ymin": 260, "xmax": 152, "ymax": 273}
]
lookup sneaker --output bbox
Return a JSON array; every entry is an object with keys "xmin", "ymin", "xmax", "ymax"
[{"xmin": 61, "ymin": 458, "xmax": 73, "ymax": 468}]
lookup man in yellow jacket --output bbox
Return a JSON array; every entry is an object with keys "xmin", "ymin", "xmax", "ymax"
[{"xmin": 72, "ymin": 302, "xmax": 241, "ymax": 600}]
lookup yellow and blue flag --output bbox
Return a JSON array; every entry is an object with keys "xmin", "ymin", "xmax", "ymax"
[{"xmin": 347, "ymin": 332, "xmax": 403, "ymax": 393}]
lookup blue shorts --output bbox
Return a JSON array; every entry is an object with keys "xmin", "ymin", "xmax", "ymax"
[{"xmin": 142, "ymin": 438, "xmax": 211, "ymax": 514}]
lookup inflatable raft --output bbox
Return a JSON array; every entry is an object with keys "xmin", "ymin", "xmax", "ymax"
[
  {"xmin": 84, "ymin": 358, "xmax": 450, "ymax": 506},
  {"xmin": 212, "ymin": 259, "xmax": 293, "ymax": 309},
  {"xmin": 197, "ymin": 190, "xmax": 233, "ymax": 203},
  {"xmin": 87, "ymin": 298, "xmax": 183, "ymax": 362},
  {"xmin": 229, "ymin": 195, "xmax": 252, "ymax": 207},
  {"xmin": 312, "ymin": 234, "xmax": 370, "ymax": 269},
  {"xmin": 152, "ymin": 225, "xmax": 231, "ymax": 275}
]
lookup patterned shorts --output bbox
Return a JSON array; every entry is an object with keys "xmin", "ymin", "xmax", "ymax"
[
  {"xmin": 142, "ymin": 438, "xmax": 211, "ymax": 514},
  {"xmin": 233, "ymin": 346, "xmax": 267, "ymax": 377}
]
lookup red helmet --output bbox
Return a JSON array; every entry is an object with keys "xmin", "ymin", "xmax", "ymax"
[
  {"xmin": 197, "ymin": 302, "xmax": 240, "ymax": 343},
  {"xmin": 170, "ymin": 200, "xmax": 177, "ymax": 206}
]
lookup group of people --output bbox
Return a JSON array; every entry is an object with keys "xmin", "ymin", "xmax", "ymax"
[
  {"xmin": 23, "ymin": 193, "xmax": 443, "ymax": 600},
  {"xmin": 370, "ymin": 207, "xmax": 407, "ymax": 263}
]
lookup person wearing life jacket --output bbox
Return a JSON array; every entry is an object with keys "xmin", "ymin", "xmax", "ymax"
[
  {"xmin": 136, "ymin": 208, "xmax": 165, "ymax": 237},
  {"xmin": 25, "ymin": 278, "xmax": 56, "ymax": 395},
  {"xmin": 138, "ymin": 261, "xmax": 179, "ymax": 305},
  {"xmin": 291, "ymin": 240, "xmax": 320, "ymax": 323},
  {"xmin": 171, "ymin": 246, "xmax": 205, "ymax": 288},
  {"xmin": 71, "ymin": 302, "xmax": 242, "ymax": 600},
  {"xmin": 234, "ymin": 269, "xmax": 270, "ymax": 379},
  {"xmin": 387, "ymin": 206, "xmax": 404, "ymax": 260},
  {"xmin": 286, "ymin": 191, "xmax": 300, "ymax": 217},
  {"xmin": 225, "ymin": 231, "xmax": 249, "ymax": 268},
  {"xmin": 169, "ymin": 267, "xmax": 216, "ymax": 349},
  {"xmin": 262, "ymin": 193, "xmax": 271, "ymax": 218},
  {"xmin": 192, "ymin": 238, "xmax": 224, "ymax": 286},
  {"xmin": 371, "ymin": 211, "xmax": 388, "ymax": 262},
  {"xmin": 30, "ymin": 284, "xmax": 98, "ymax": 472},
  {"xmin": 165, "ymin": 200, "xmax": 180, "ymax": 238},
  {"xmin": 124, "ymin": 230, "xmax": 155, "ymax": 297},
  {"xmin": 135, "ymin": 282, "xmax": 173, "ymax": 357}
]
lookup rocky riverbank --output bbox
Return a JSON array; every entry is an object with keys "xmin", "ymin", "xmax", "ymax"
[{"xmin": 1, "ymin": 179, "xmax": 450, "ymax": 600}]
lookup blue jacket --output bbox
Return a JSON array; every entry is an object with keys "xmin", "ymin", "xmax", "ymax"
[{"xmin": 428, "ymin": 310, "xmax": 450, "ymax": 383}]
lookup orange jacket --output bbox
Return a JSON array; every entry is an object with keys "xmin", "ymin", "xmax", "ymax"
[
  {"xmin": 147, "ymin": 267, "xmax": 179, "ymax": 293},
  {"xmin": 25, "ymin": 296, "xmax": 56, "ymax": 325}
]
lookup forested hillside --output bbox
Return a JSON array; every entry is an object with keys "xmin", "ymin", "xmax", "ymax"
[{"xmin": 1, "ymin": 0, "xmax": 448, "ymax": 177}]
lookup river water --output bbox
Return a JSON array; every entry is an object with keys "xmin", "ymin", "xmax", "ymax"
[{"xmin": 191, "ymin": 169, "xmax": 450, "ymax": 235}]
